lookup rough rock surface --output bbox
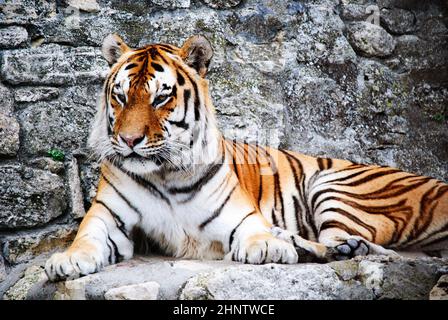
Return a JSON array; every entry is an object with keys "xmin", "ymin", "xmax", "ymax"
[
  {"xmin": 14, "ymin": 87, "xmax": 60, "ymax": 103},
  {"xmin": 429, "ymin": 274, "xmax": 448, "ymax": 300},
  {"xmin": 346, "ymin": 21, "xmax": 396, "ymax": 57},
  {"xmin": 0, "ymin": 166, "xmax": 66, "ymax": 229},
  {"xmin": 3, "ymin": 265, "xmax": 47, "ymax": 300},
  {"xmin": 0, "ymin": 26, "xmax": 28, "ymax": 49},
  {"xmin": 0, "ymin": 84, "xmax": 14, "ymax": 115},
  {"xmin": 104, "ymin": 281, "xmax": 160, "ymax": 300},
  {"xmin": 67, "ymin": 0, "xmax": 101, "ymax": 13},
  {"xmin": 1, "ymin": 223, "xmax": 77, "ymax": 264},
  {"xmin": 202, "ymin": 0, "xmax": 242, "ymax": 9},
  {"xmin": 0, "ymin": 0, "xmax": 447, "ymax": 299},
  {"xmin": 0, "ymin": 113, "xmax": 20, "ymax": 156},
  {"xmin": 1, "ymin": 45, "xmax": 107, "ymax": 85},
  {"xmin": 18, "ymin": 255, "xmax": 448, "ymax": 300}
]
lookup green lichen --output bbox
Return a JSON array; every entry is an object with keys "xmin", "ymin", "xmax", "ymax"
[
  {"xmin": 47, "ymin": 149, "xmax": 65, "ymax": 162},
  {"xmin": 195, "ymin": 19, "xmax": 211, "ymax": 32},
  {"xmin": 433, "ymin": 113, "xmax": 446, "ymax": 123}
]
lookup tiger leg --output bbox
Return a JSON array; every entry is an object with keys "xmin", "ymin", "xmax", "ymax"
[
  {"xmin": 270, "ymin": 227, "xmax": 328, "ymax": 261},
  {"xmin": 318, "ymin": 227, "xmax": 398, "ymax": 261},
  {"xmin": 45, "ymin": 202, "xmax": 134, "ymax": 281},
  {"xmin": 225, "ymin": 212, "xmax": 299, "ymax": 264}
]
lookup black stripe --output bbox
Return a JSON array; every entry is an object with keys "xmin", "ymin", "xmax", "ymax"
[
  {"xmin": 255, "ymin": 143, "xmax": 264, "ymax": 210},
  {"xmin": 228, "ymin": 211, "xmax": 256, "ymax": 250},
  {"xmin": 177, "ymin": 71, "xmax": 185, "ymax": 86},
  {"xmin": 102, "ymin": 175, "xmax": 143, "ymax": 218},
  {"xmin": 312, "ymin": 175, "xmax": 429, "ymax": 212},
  {"xmin": 179, "ymin": 88, "xmax": 191, "ymax": 125},
  {"xmin": 149, "ymin": 47, "xmax": 159, "ymax": 59},
  {"xmin": 157, "ymin": 44, "xmax": 176, "ymax": 54},
  {"xmin": 104, "ymin": 77, "xmax": 114, "ymax": 135},
  {"xmin": 184, "ymin": 72, "xmax": 200, "ymax": 121},
  {"xmin": 113, "ymin": 164, "xmax": 171, "ymax": 205},
  {"xmin": 323, "ymin": 168, "xmax": 371, "ymax": 185},
  {"xmin": 193, "ymin": 81, "xmax": 201, "ymax": 121},
  {"xmin": 91, "ymin": 214, "xmax": 121, "ymax": 264},
  {"xmin": 106, "ymin": 241, "xmax": 113, "ymax": 264},
  {"xmin": 320, "ymin": 220, "xmax": 365, "ymax": 237},
  {"xmin": 95, "ymin": 200, "xmax": 129, "ymax": 239},
  {"xmin": 273, "ymin": 170, "xmax": 286, "ymax": 228},
  {"xmin": 168, "ymin": 152, "xmax": 225, "ymax": 195},
  {"xmin": 168, "ymin": 119, "xmax": 189, "ymax": 130},
  {"xmin": 133, "ymin": 53, "xmax": 149, "ymax": 88},
  {"xmin": 292, "ymin": 196, "xmax": 307, "ymax": 237},
  {"xmin": 157, "ymin": 44, "xmax": 175, "ymax": 50},
  {"xmin": 157, "ymin": 51, "xmax": 169, "ymax": 64},
  {"xmin": 409, "ymin": 184, "xmax": 448, "ymax": 242},
  {"xmin": 317, "ymin": 158, "xmax": 325, "ymax": 170},
  {"xmin": 279, "ymin": 149, "xmax": 308, "ymax": 237},
  {"xmin": 232, "ymin": 141, "xmax": 241, "ymax": 181},
  {"xmin": 125, "ymin": 63, "xmax": 138, "ymax": 70},
  {"xmin": 271, "ymin": 209, "xmax": 279, "ymax": 227},
  {"xmin": 174, "ymin": 64, "xmax": 201, "ymax": 121},
  {"xmin": 262, "ymin": 147, "xmax": 285, "ymax": 228},
  {"xmin": 320, "ymin": 207, "xmax": 377, "ymax": 241},
  {"xmin": 172, "ymin": 84, "xmax": 178, "ymax": 99},
  {"xmin": 167, "ymin": 88, "xmax": 191, "ymax": 130},
  {"xmin": 282, "ymin": 150, "xmax": 318, "ymax": 239},
  {"xmin": 108, "ymin": 235, "xmax": 123, "ymax": 262},
  {"xmin": 151, "ymin": 62, "xmax": 164, "ymax": 72},
  {"xmin": 333, "ymin": 169, "xmax": 402, "ymax": 187},
  {"xmin": 182, "ymin": 89, "xmax": 191, "ymax": 121},
  {"xmin": 199, "ymin": 185, "xmax": 237, "ymax": 230}
]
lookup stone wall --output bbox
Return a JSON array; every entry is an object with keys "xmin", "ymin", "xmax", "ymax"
[{"xmin": 0, "ymin": 0, "xmax": 447, "ymax": 295}]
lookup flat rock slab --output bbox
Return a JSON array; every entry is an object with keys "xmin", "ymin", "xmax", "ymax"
[
  {"xmin": 28, "ymin": 255, "xmax": 448, "ymax": 300},
  {"xmin": 0, "ymin": 44, "xmax": 107, "ymax": 85}
]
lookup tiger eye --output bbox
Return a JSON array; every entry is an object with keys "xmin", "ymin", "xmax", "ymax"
[
  {"xmin": 116, "ymin": 93, "xmax": 126, "ymax": 104},
  {"xmin": 153, "ymin": 94, "xmax": 170, "ymax": 107}
]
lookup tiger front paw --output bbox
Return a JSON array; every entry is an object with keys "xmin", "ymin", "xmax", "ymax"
[
  {"xmin": 229, "ymin": 234, "xmax": 299, "ymax": 264},
  {"xmin": 45, "ymin": 250, "xmax": 103, "ymax": 281}
]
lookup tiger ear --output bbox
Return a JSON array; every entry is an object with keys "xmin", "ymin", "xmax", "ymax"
[
  {"xmin": 179, "ymin": 35, "xmax": 213, "ymax": 77},
  {"xmin": 102, "ymin": 34, "xmax": 131, "ymax": 66}
]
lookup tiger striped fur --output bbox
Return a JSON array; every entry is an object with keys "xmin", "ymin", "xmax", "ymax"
[{"xmin": 45, "ymin": 34, "xmax": 448, "ymax": 281}]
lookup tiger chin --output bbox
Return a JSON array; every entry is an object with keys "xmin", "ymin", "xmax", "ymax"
[{"xmin": 45, "ymin": 34, "xmax": 448, "ymax": 281}]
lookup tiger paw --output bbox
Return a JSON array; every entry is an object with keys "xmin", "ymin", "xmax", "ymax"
[
  {"xmin": 332, "ymin": 238, "xmax": 370, "ymax": 260},
  {"xmin": 325, "ymin": 237, "xmax": 399, "ymax": 261},
  {"xmin": 45, "ymin": 250, "xmax": 103, "ymax": 281},
  {"xmin": 271, "ymin": 227, "xmax": 328, "ymax": 261},
  {"xmin": 230, "ymin": 234, "xmax": 298, "ymax": 264}
]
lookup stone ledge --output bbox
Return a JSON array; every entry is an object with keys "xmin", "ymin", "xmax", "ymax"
[{"xmin": 23, "ymin": 255, "xmax": 448, "ymax": 300}]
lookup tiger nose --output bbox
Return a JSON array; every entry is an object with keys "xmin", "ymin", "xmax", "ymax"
[{"xmin": 120, "ymin": 134, "xmax": 144, "ymax": 148}]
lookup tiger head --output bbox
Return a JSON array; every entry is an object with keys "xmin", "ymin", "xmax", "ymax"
[{"xmin": 89, "ymin": 34, "xmax": 221, "ymax": 175}]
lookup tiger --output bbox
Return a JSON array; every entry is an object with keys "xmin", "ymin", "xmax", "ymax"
[{"xmin": 45, "ymin": 34, "xmax": 448, "ymax": 281}]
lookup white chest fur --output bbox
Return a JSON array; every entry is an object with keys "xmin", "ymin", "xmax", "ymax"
[{"xmin": 99, "ymin": 160, "xmax": 240, "ymax": 260}]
